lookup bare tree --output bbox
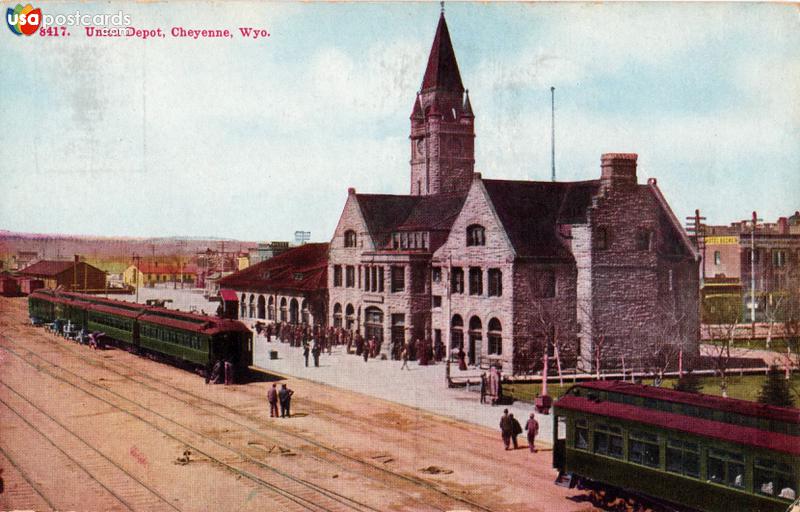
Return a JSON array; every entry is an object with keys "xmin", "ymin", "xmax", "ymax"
[
  {"xmin": 639, "ymin": 306, "xmax": 691, "ymax": 386},
  {"xmin": 530, "ymin": 301, "xmax": 579, "ymax": 386},
  {"xmin": 702, "ymin": 295, "xmax": 746, "ymax": 398}
]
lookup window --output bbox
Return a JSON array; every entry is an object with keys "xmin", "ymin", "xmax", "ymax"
[
  {"xmin": 666, "ymin": 439, "xmax": 699, "ymax": 478},
  {"xmin": 391, "ymin": 266, "xmax": 405, "ymax": 292},
  {"xmin": 754, "ymin": 458, "xmax": 795, "ymax": 499},
  {"xmin": 333, "ymin": 265, "xmax": 342, "ymax": 287},
  {"xmin": 773, "ymin": 250, "xmax": 786, "ymax": 268},
  {"xmin": 293, "ymin": 272, "xmax": 304, "ymax": 281},
  {"xmin": 344, "ymin": 230, "xmax": 357, "ymax": 248},
  {"xmin": 636, "ymin": 229, "xmax": 653, "ymax": 251},
  {"xmin": 629, "ymin": 431, "xmax": 660, "ymax": 468},
  {"xmin": 432, "ymin": 295, "xmax": 442, "ymax": 308},
  {"xmin": 371, "ymin": 267, "xmax": 378, "ymax": 292},
  {"xmin": 466, "ymin": 224, "xmax": 486, "ymax": 246},
  {"xmin": 364, "ymin": 266, "xmax": 370, "ymax": 290},
  {"xmin": 488, "ymin": 268, "xmax": 502, "ymax": 296},
  {"xmin": 431, "ymin": 267, "xmax": 442, "ymax": 283},
  {"xmin": 451, "ymin": 315, "xmax": 464, "ymax": 351},
  {"xmin": 333, "ymin": 303, "xmax": 342, "ymax": 328},
  {"xmin": 378, "ymin": 267, "xmax": 384, "ymax": 292},
  {"xmin": 714, "ymin": 251, "xmax": 721, "ymax": 265},
  {"xmin": 488, "ymin": 318, "xmax": 502, "ymax": 355},
  {"xmin": 345, "ymin": 266, "xmax": 355, "ymax": 288},
  {"xmin": 534, "ymin": 270, "xmax": 556, "ymax": 298},
  {"xmin": 707, "ymin": 449, "xmax": 745, "ymax": 489},
  {"xmin": 469, "ymin": 267, "xmax": 483, "ymax": 295},
  {"xmin": 593, "ymin": 424, "xmax": 623, "ymax": 459},
  {"xmin": 749, "ymin": 250, "xmax": 760, "ymax": 264},
  {"xmin": 451, "ymin": 267, "xmax": 464, "ymax": 294},
  {"xmin": 596, "ymin": 227, "xmax": 608, "ymax": 250},
  {"xmin": 575, "ymin": 419, "xmax": 589, "ymax": 450}
]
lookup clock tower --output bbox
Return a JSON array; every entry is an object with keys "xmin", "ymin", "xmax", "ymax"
[{"xmin": 410, "ymin": 12, "xmax": 475, "ymax": 196}]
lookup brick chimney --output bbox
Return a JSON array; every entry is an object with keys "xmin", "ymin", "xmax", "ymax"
[
  {"xmin": 777, "ymin": 216, "xmax": 789, "ymax": 235},
  {"xmin": 600, "ymin": 153, "xmax": 638, "ymax": 190}
]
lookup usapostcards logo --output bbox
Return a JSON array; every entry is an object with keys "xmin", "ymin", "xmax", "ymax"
[{"xmin": 7, "ymin": 4, "xmax": 41, "ymax": 36}]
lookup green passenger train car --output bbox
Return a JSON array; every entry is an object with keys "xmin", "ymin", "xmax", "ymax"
[
  {"xmin": 27, "ymin": 289, "xmax": 253, "ymax": 379},
  {"xmin": 553, "ymin": 381, "xmax": 799, "ymax": 512}
]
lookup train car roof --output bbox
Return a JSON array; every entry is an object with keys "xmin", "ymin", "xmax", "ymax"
[
  {"xmin": 138, "ymin": 314, "xmax": 250, "ymax": 336},
  {"xmin": 556, "ymin": 394, "xmax": 800, "ymax": 456},
  {"xmin": 572, "ymin": 381, "xmax": 800, "ymax": 424},
  {"xmin": 88, "ymin": 303, "xmax": 144, "ymax": 319}
]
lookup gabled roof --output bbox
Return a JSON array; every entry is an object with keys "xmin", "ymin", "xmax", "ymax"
[
  {"xmin": 355, "ymin": 193, "xmax": 467, "ymax": 250},
  {"xmin": 482, "ymin": 179, "xmax": 601, "ymax": 261},
  {"xmin": 421, "ymin": 13, "xmax": 464, "ymax": 93},
  {"xmin": 19, "ymin": 260, "xmax": 105, "ymax": 276},
  {"xmin": 217, "ymin": 243, "xmax": 328, "ymax": 294}
]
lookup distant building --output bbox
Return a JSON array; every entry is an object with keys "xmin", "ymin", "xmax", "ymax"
[
  {"xmin": 123, "ymin": 261, "xmax": 198, "ymax": 288},
  {"xmin": 218, "ymin": 243, "xmax": 328, "ymax": 327},
  {"xmin": 14, "ymin": 251, "xmax": 39, "ymax": 271},
  {"xmin": 247, "ymin": 241, "xmax": 291, "ymax": 266},
  {"xmin": 700, "ymin": 211, "xmax": 800, "ymax": 321},
  {"xmin": 19, "ymin": 259, "xmax": 107, "ymax": 291}
]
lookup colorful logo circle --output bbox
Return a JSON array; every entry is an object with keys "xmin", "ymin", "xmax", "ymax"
[{"xmin": 6, "ymin": 4, "xmax": 42, "ymax": 36}]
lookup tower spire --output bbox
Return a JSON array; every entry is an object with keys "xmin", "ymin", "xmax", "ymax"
[{"xmin": 420, "ymin": 10, "xmax": 464, "ymax": 93}]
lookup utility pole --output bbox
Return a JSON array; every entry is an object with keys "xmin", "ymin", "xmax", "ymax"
[
  {"xmin": 132, "ymin": 253, "xmax": 141, "ymax": 303},
  {"xmin": 550, "ymin": 86, "xmax": 556, "ymax": 182},
  {"xmin": 750, "ymin": 211, "xmax": 762, "ymax": 333},
  {"xmin": 685, "ymin": 209, "xmax": 707, "ymax": 282}
]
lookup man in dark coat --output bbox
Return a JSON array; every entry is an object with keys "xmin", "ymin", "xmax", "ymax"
[
  {"xmin": 499, "ymin": 409, "xmax": 512, "ymax": 450},
  {"xmin": 303, "ymin": 341, "xmax": 310, "ymax": 367},
  {"xmin": 525, "ymin": 412, "xmax": 539, "ymax": 453},
  {"xmin": 278, "ymin": 383, "xmax": 294, "ymax": 418},
  {"xmin": 267, "ymin": 383, "xmax": 279, "ymax": 417},
  {"xmin": 510, "ymin": 413, "xmax": 523, "ymax": 449},
  {"xmin": 312, "ymin": 340, "xmax": 321, "ymax": 367}
]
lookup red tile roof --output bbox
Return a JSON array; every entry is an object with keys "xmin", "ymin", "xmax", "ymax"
[
  {"xmin": 421, "ymin": 13, "xmax": 464, "ymax": 93},
  {"xmin": 555, "ymin": 394, "xmax": 800, "ymax": 456},
  {"xmin": 575, "ymin": 380, "xmax": 800, "ymax": 424},
  {"xmin": 217, "ymin": 243, "xmax": 328, "ymax": 294},
  {"xmin": 219, "ymin": 289, "xmax": 239, "ymax": 302}
]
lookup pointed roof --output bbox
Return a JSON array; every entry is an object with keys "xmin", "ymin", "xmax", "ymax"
[
  {"xmin": 410, "ymin": 93, "xmax": 423, "ymax": 119},
  {"xmin": 462, "ymin": 89, "xmax": 474, "ymax": 118},
  {"xmin": 421, "ymin": 13, "xmax": 464, "ymax": 93}
]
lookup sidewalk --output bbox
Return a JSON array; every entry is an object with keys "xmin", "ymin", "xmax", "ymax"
[{"xmin": 252, "ymin": 335, "xmax": 555, "ymax": 445}]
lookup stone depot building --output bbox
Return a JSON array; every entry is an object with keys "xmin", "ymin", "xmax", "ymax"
[{"xmin": 326, "ymin": 13, "xmax": 700, "ymax": 374}]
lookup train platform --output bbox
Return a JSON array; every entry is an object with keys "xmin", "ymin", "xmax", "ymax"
[{"xmin": 252, "ymin": 336, "xmax": 555, "ymax": 446}]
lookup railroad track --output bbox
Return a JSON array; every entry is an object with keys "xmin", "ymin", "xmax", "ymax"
[
  {"xmin": 0, "ymin": 338, "xmax": 383, "ymax": 512},
  {"xmin": 2, "ymin": 327, "xmax": 497, "ymax": 512},
  {"xmin": 0, "ymin": 443, "xmax": 55, "ymax": 511},
  {"xmin": 0, "ymin": 384, "xmax": 180, "ymax": 512}
]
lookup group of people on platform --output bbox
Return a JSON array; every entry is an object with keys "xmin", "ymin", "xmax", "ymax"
[{"xmin": 499, "ymin": 409, "xmax": 539, "ymax": 452}]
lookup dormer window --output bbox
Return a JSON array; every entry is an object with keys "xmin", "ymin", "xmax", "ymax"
[
  {"xmin": 293, "ymin": 272, "xmax": 304, "ymax": 281},
  {"xmin": 636, "ymin": 229, "xmax": 653, "ymax": 251},
  {"xmin": 466, "ymin": 224, "xmax": 486, "ymax": 246},
  {"xmin": 344, "ymin": 230, "xmax": 357, "ymax": 248}
]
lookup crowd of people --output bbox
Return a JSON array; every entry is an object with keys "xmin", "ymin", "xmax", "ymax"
[{"xmin": 499, "ymin": 409, "xmax": 539, "ymax": 452}]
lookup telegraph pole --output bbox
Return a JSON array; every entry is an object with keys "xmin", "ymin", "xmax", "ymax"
[
  {"xmin": 550, "ymin": 86, "xmax": 556, "ymax": 182},
  {"xmin": 132, "ymin": 253, "xmax": 141, "ymax": 303},
  {"xmin": 685, "ymin": 209, "xmax": 707, "ymax": 282},
  {"xmin": 750, "ymin": 211, "xmax": 762, "ymax": 332}
]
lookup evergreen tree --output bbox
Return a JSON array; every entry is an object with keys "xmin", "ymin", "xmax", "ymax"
[
  {"xmin": 673, "ymin": 372, "xmax": 702, "ymax": 394},
  {"xmin": 757, "ymin": 366, "xmax": 795, "ymax": 407}
]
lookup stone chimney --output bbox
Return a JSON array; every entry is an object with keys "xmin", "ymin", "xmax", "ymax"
[
  {"xmin": 600, "ymin": 153, "xmax": 638, "ymax": 190},
  {"xmin": 777, "ymin": 216, "xmax": 789, "ymax": 235}
]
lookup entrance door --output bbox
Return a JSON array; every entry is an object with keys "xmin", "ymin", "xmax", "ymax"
[{"xmin": 391, "ymin": 314, "xmax": 405, "ymax": 360}]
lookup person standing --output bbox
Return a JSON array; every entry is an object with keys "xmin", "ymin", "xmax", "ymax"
[
  {"xmin": 278, "ymin": 383, "xmax": 294, "ymax": 418},
  {"xmin": 312, "ymin": 340, "xmax": 321, "ymax": 367},
  {"xmin": 510, "ymin": 413, "xmax": 523, "ymax": 449},
  {"xmin": 303, "ymin": 340, "xmax": 310, "ymax": 367},
  {"xmin": 400, "ymin": 343, "xmax": 410, "ymax": 370},
  {"xmin": 525, "ymin": 412, "xmax": 539, "ymax": 453},
  {"xmin": 363, "ymin": 343, "xmax": 369, "ymax": 363},
  {"xmin": 480, "ymin": 372, "xmax": 487, "ymax": 404},
  {"xmin": 499, "ymin": 409, "xmax": 512, "ymax": 450},
  {"xmin": 223, "ymin": 359, "xmax": 234, "ymax": 385},
  {"xmin": 267, "ymin": 383, "xmax": 279, "ymax": 418}
]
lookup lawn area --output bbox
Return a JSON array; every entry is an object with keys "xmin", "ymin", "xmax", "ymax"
[
  {"xmin": 707, "ymin": 338, "xmax": 797, "ymax": 352},
  {"xmin": 505, "ymin": 373, "xmax": 800, "ymax": 405}
]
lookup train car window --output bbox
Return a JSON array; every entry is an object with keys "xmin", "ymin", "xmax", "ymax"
[
  {"xmin": 657, "ymin": 401, "xmax": 673, "ymax": 412},
  {"xmin": 698, "ymin": 408, "xmax": 713, "ymax": 420},
  {"xmin": 644, "ymin": 398, "xmax": 658, "ymax": 410},
  {"xmin": 754, "ymin": 458, "xmax": 795, "ymax": 499},
  {"xmin": 575, "ymin": 419, "xmax": 589, "ymax": 450},
  {"xmin": 666, "ymin": 439, "xmax": 700, "ymax": 478},
  {"xmin": 622, "ymin": 394, "xmax": 638, "ymax": 406},
  {"xmin": 594, "ymin": 424, "xmax": 623, "ymax": 459},
  {"xmin": 707, "ymin": 449, "xmax": 745, "ymax": 489},
  {"xmin": 629, "ymin": 431, "xmax": 660, "ymax": 468}
]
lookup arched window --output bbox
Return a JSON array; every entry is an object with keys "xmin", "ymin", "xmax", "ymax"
[
  {"xmin": 301, "ymin": 300, "xmax": 310, "ymax": 325},
  {"xmin": 345, "ymin": 304, "xmax": 355, "ymax": 330},
  {"xmin": 333, "ymin": 303, "xmax": 342, "ymax": 328},
  {"xmin": 468, "ymin": 316, "xmax": 482, "ymax": 366},
  {"xmin": 466, "ymin": 224, "xmax": 486, "ymax": 246},
  {"xmin": 268, "ymin": 296, "xmax": 275, "ymax": 320},
  {"xmin": 450, "ymin": 314, "xmax": 464, "ymax": 354},
  {"xmin": 344, "ymin": 230, "xmax": 357, "ymax": 248},
  {"xmin": 488, "ymin": 318, "xmax": 502, "ymax": 355},
  {"xmin": 248, "ymin": 294, "xmax": 255, "ymax": 318},
  {"xmin": 714, "ymin": 251, "xmax": 721, "ymax": 266},
  {"xmin": 240, "ymin": 294, "xmax": 247, "ymax": 318},
  {"xmin": 257, "ymin": 295, "xmax": 266, "ymax": 319},
  {"xmin": 289, "ymin": 298, "xmax": 299, "ymax": 324},
  {"xmin": 280, "ymin": 298, "xmax": 287, "ymax": 322}
]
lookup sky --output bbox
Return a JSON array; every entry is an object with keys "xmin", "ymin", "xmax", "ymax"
[{"xmin": 1, "ymin": 2, "xmax": 798, "ymax": 242}]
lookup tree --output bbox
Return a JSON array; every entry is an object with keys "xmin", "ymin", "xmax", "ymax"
[
  {"xmin": 639, "ymin": 306, "xmax": 691, "ymax": 386},
  {"xmin": 530, "ymin": 301, "xmax": 578, "ymax": 386},
  {"xmin": 758, "ymin": 365, "xmax": 795, "ymax": 407},
  {"xmin": 702, "ymin": 295, "xmax": 748, "ymax": 398}
]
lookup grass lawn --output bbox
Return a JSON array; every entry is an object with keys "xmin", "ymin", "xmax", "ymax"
[
  {"xmin": 506, "ymin": 373, "xmax": 800, "ymax": 405},
  {"xmin": 707, "ymin": 338, "xmax": 797, "ymax": 352}
]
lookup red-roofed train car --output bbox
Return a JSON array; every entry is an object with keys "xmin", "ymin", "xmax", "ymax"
[{"xmin": 552, "ymin": 381, "xmax": 799, "ymax": 512}]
